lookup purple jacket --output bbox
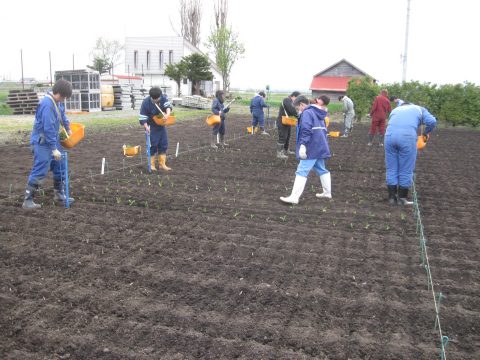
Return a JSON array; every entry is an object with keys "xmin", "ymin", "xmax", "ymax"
[{"xmin": 296, "ymin": 105, "xmax": 331, "ymax": 160}]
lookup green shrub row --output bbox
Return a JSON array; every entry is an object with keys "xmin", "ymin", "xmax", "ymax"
[{"xmin": 346, "ymin": 77, "xmax": 480, "ymax": 127}]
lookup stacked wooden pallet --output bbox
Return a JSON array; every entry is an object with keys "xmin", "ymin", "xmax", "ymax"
[
  {"xmin": 181, "ymin": 95, "xmax": 210, "ymax": 109},
  {"xmin": 132, "ymin": 87, "xmax": 147, "ymax": 110},
  {"xmin": 6, "ymin": 90, "xmax": 39, "ymax": 115},
  {"xmin": 113, "ymin": 84, "xmax": 133, "ymax": 110}
]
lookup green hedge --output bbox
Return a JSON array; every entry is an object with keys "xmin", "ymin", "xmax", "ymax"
[{"xmin": 346, "ymin": 78, "xmax": 480, "ymax": 127}]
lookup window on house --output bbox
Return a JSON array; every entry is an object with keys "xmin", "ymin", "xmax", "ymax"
[
  {"xmin": 134, "ymin": 50, "xmax": 138, "ymax": 69},
  {"xmin": 146, "ymin": 51, "xmax": 150, "ymax": 70},
  {"xmin": 169, "ymin": 50, "xmax": 173, "ymax": 64},
  {"xmin": 183, "ymin": 78, "xmax": 188, "ymax": 84},
  {"xmin": 159, "ymin": 50, "xmax": 164, "ymax": 69}
]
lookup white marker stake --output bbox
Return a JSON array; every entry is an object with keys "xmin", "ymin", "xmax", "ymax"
[
  {"xmin": 175, "ymin": 142, "xmax": 179, "ymax": 158},
  {"xmin": 217, "ymin": 134, "xmax": 219, "ymax": 144},
  {"xmin": 101, "ymin": 158, "xmax": 105, "ymax": 175}
]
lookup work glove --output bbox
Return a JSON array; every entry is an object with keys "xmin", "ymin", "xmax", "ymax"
[
  {"xmin": 52, "ymin": 149, "xmax": 62, "ymax": 161},
  {"xmin": 299, "ymin": 144, "xmax": 307, "ymax": 159}
]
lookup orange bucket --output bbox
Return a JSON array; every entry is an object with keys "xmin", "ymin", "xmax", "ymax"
[
  {"xmin": 153, "ymin": 115, "xmax": 176, "ymax": 126},
  {"xmin": 417, "ymin": 135, "xmax": 427, "ymax": 149},
  {"xmin": 329, "ymin": 131, "xmax": 340, "ymax": 137},
  {"xmin": 206, "ymin": 114, "xmax": 221, "ymax": 126},
  {"xmin": 123, "ymin": 145, "xmax": 141, "ymax": 157},
  {"xmin": 281, "ymin": 116, "xmax": 297, "ymax": 126},
  {"xmin": 60, "ymin": 123, "xmax": 85, "ymax": 149}
]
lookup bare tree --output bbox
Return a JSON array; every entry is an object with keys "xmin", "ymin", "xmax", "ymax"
[
  {"xmin": 180, "ymin": 0, "xmax": 202, "ymax": 48},
  {"xmin": 214, "ymin": 0, "xmax": 228, "ymax": 30}
]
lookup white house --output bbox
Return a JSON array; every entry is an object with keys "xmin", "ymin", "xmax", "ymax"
[{"xmin": 125, "ymin": 36, "xmax": 223, "ymax": 97}]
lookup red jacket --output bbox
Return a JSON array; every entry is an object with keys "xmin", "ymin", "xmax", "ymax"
[{"xmin": 370, "ymin": 95, "xmax": 391, "ymax": 119}]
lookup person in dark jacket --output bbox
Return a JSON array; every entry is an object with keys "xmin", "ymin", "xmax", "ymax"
[
  {"xmin": 389, "ymin": 96, "xmax": 405, "ymax": 107},
  {"xmin": 23, "ymin": 79, "xmax": 75, "ymax": 209},
  {"xmin": 139, "ymin": 87, "xmax": 173, "ymax": 171},
  {"xmin": 250, "ymin": 91, "xmax": 269, "ymax": 135},
  {"xmin": 368, "ymin": 89, "xmax": 392, "ymax": 146},
  {"xmin": 211, "ymin": 90, "xmax": 231, "ymax": 148},
  {"xmin": 280, "ymin": 95, "xmax": 332, "ymax": 205},
  {"xmin": 276, "ymin": 91, "xmax": 300, "ymax": 159},
  {"xmin": 385, "ymin": 103, "xmax": 436, "ymax": 205}
]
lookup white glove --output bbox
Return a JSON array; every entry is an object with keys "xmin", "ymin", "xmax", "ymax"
[
  {"xmin": 52, "ymin": 149, "xmax": 62, "ymax": 161},
  {"xmin": 299, "ymin": 144, "xmax": 307, "ymax": 159}
]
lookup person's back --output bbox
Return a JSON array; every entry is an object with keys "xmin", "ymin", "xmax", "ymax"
[
  {"xmin": 250, "ymin": 94, "xmax": 266, "ymax": 115},
  {"xmin": 386, "ymin": 104, "xmax": 436, "ymax": 136},
  {"xmin": 343, "ymin": 96, "xmax": 355, "ymax": 115},
  {"xmin": 371, "ymin": 94, "xmax": 391, "ymax": 119}
]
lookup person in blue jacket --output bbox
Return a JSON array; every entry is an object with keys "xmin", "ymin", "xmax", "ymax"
[
  {"xmin": 139, "ymin": 87, "xmax": 173, "ymax": 171},
  {"xmin": 22, "ymin": 79, "xmax": 74, "ymax": 209},
  {"xmin": 280, "ymin": 95, "xmax": 332, "ymax": 204},
  {"xmin": 389, "ymin": 96, "xmax": 405, "ymax": 107},
  {"xmin": 211, "ymin": 90, "xmax": 230, "ymax": 148},
  {"xmin": 385, "ymin": 102, "xmax": 437, "ymax": 205},
  {"xmin": 250, "ymin": 91, "xmax": 269, "ymax": 135}
]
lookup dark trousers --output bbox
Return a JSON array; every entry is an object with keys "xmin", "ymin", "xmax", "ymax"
[{"xmin": 277, "ymin": 118, "xmax": 291, "ymax": 150}]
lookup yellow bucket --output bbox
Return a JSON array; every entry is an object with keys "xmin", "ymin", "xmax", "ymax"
[
  {"xmin": 206, "ymin": 114, "xmax": 221, "ymax": 126},
  {"xmin": 123, "ymin": 145, "xmax": 141, "ymax": 157},
  {"xmin": 153, "ymin": 115, "xmax": 176, "ymax": 126},
  {"xmin": 325, "ymin": 116, "xmax": 330, "ymax": 127},
  {"xmin": 281, "ymin": 116, "xmax": 297, "ymax": 126},
  {"xmin": 328, "ymin": 131, "xmax": 340, "ymax": 137},
  {"xmin": 60, "ymin": 123, "xmax": 85, "ymax": 149},
  {"xmin": 247, "ymin": 126, "xmax": 259, "ymax": 134}
]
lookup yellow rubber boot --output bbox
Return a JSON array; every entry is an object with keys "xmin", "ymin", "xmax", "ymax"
[
  {"xmin": 150, "ymin": 156, "xmax": 157, "ymax": 171},
  {"xmin": 158, "ymin": 154, "xmax": 171, "ymax": 171}
]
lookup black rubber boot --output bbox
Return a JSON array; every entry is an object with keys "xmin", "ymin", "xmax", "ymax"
[
  {"xmin": 387, "ymin": 185, "xmax": 398, "ymax": 205},
  {"xmin": 22, "ymin": 184, "xmax": 41, "ymax": 209},
  {"xmin": 367, "ymin": 134, "xmax": 374, "ymax": 146},
  {"xmin": 53, "ymin": 180, "xmax": 75, "ymax": 204},
  {"xmin": 379, "ymin": 135, "xmax": 384, "ymax": 146},
  {"xmin": 398, "ymin": 187, "xmax": 413, "ymax": 205}
]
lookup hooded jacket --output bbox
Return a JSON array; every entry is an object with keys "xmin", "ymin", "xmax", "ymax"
[
  {"xmin": 296, "ymin": 105, "xmax": 331, "ymax": 160},
  {"xmin": 250, "ymin": 94, "xmax": 267, "ymax": 116}
]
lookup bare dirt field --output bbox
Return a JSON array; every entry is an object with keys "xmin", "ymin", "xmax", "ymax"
[{"xmin": 0, "ymin": 115, "xmax": 479, "ymax": 359}]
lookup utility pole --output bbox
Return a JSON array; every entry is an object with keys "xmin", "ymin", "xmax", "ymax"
[
  {"xmin": 73, "ymin": 53, "xmax": 75, "ymax": 70},
  {"xmin": 402, "ymin": 0, "xmax": 411, "ymax": 82},
  {"xmin": 20, "ymin": 49, "xmax": 25, "ymax": 90},
  {"xmin": 49, "ymin": 51, "xmax": 53, "ymax": 86}
]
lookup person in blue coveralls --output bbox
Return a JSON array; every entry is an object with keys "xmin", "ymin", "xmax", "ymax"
[
  {"xmin": 210, "ymin": 90, "xmax": 231, "ymax": 148},
  {"xmin": 280, "ymin": 95, "xmax": 332, "ymax": 205},
  {"xmin": 385, "ymin": 102, "xmax": 437, "ymax": 205},
  {"xmin": 22, "ymin": 79, "xmax": 74, "ymax": 209},
  {"xmin": 139, "ymin": 87, "xmax": 173, "ymax": 171},
  {"xmin": 389, "ymin": 96, "xmax": 405, "ymax": 108},
  {"xmin": 250, "ymin": 91, "xmax": 269, "ymax": 135}
]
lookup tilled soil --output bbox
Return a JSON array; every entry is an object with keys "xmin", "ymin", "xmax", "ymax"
[{"xmin": 0, "ymin": 115, "xmax": 479, "ymax": 359}]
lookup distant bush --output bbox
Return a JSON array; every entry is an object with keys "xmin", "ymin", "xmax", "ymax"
[{"xmin": 347, "ymin": 78, "xmax": 480, "ymax": 127}]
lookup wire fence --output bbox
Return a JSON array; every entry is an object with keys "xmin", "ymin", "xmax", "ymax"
[{"xmin": 411, "ymin": 176, "xmax": 448, "ymax": 360}]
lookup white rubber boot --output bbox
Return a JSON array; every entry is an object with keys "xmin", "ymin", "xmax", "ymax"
[
  {"xmin": 280, "ymin": 175, "xmax": 307, "ymax": 205},
  {"xmin": 316, "ymin": 172, "xmax": 332, "ymax": 199}
]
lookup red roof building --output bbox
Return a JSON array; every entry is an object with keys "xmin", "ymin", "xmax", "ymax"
[{"xmin": 310, "ymin": 59, "xmax": 375, "ymax": 100}]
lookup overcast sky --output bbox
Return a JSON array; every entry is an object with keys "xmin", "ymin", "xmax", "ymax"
[{"xmin": 1, "ymin": 0, "xmax": 478, "ymax": 91}]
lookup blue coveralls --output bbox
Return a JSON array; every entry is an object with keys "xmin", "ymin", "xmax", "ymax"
[
  {"xmin": 139, "ymin": 95, "xmax": 172, "ymax": 155},
  {"xmin": 295, "ymin": 105, "xmax": 331, "ymax": 177},
  {"xmin": 250, "ymin": 95, "xmax": 268, "ymax": 128},
  {"xmin": 27, "ymin": 93, "xmax": 71, "ymax": 187},
  {"xmin": 385, "ymin": 104, "xmax": 436, "ymax": 188},
  {"xmin": 211, "ymin": 97, "xmax": 230, "ymax": 135}
]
